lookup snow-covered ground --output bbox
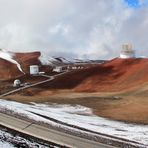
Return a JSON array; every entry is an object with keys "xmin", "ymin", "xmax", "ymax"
[
  {"xmin": 0, "ymin": 127, "xmax": 54, "ymax": 148},
  {"xmin": 0, "ymin": 141, "xmax": 13, "ymax": 148},
  {"xmin": 0, "ymin": 99, "xmax": 148, "ymax": 146}
]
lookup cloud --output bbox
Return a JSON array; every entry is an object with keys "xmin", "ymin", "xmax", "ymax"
[{"xmin": 0, "ymin": 0, "xmax": 147, "ymax": 59}]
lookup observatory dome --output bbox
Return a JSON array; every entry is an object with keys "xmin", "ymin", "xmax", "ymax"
[
  {"xmin": 120, "ymin": 44, "xmax": 135, "ymax": 59},
  {"xmin": 13, "ymin": 79, "xmax": 21, "ymax": 87}
]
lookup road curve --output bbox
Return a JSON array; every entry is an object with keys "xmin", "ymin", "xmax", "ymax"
[
  {"xmin": 0, "ymin": 112, "xmax": 115, "ymax": 148},
  {"xmin": 0, "ymin": 72, "xmax": 67, "ymax": 98}
]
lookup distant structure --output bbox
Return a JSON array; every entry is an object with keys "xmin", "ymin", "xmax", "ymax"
[
  {"xmin": 13, "ymin": 79, "xmax": 21, "ymax": 87},
  {"xmin": 120, "ymin": 44, "xmax": 136, "ymax": 59},
  {"xmin": 39, "ymin": 71, "xmax": 45, "ymax": 75},
  {"xmin": 53, "ymin": 66, "xmax": 63, "ymax": 73},
  {"xmin": 30, "ymin": 65, "xmax": 39, "ymax": 75}
]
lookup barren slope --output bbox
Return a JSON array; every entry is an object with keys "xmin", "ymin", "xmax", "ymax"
[
  {"xmin": 2, "ymin": 58, "xmax": 148, "ymax": 124},
  {"xmin": 0, "ymin": 58, "xmax": 22, "ymax": 80},
  {"xmin": 0, "ymin": 51, "xmax": 52, "ymax": 80},
  {"xmin": 15, "ymin": 51, "xmax": 41, "ymax": 73},
  {"xmin": 37, "ymin": 58, "xmax": 148, "ymax": 92},
  {"xmin": 75, "ymin": 58, "xmax": 148, "ymax": 91}
]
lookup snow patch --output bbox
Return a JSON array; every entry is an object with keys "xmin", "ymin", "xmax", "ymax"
[
  {"xmin": 0, "ymin": 128, "xmax": 51, "ymax": 148},
  {"xmin": 0, "ymin": 141, "xmax": 13, "ymax": 148},
  {"xmin": 39, "ymin": 52, "xmax": 59, "ymax": 66},
  {"xmin": 0, "ymin": 100, "xmax": 148, "ymax": 146},
  {"xmin": 0, "ymin": 50, "xmax": 25, "ymax": 74}
]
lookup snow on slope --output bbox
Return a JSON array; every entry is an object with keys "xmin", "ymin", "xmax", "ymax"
[
  {"xmin": 0, "ymin": 50, "xmax": 24, "ymax": 74},
  {"xmin": 0, "ymin": 128, "xmax": 51, "ymax": 148},
  {"xmin": 39, "ymin": 54, "xmax": 102, "ymax": 66},
  {"xmin": 39, "ymin": 52, "xmax": 62, "ymax": 66},
  {"xmin": 54, "ymin": 57, "xmax": 72, "ymax": 63},
  {"xmin": 0, "ymin": 99, "xmax": 148, "ymax": 146},
  {"xmin": 0, "ymin": 141, "xmax": 13, "ymax": 148}
]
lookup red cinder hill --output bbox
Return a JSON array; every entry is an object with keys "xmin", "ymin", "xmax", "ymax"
[
  {"xmin": 39, "ymin": 58, "xmax": 148, "ymax": 92},
  {"xmin": 0, "ymin": 49, "xmax": 147, "ymax": 93},
  {"xmin": 0, "ymin": 51, "xmax": 42, "ymax": 80},
  {"xmin": 15, "ymin": 51, "xmax": 41, "ymax": 73},
  {"xmin": 75, "ymin": 58, "xmax": 148, "ymax": 92},
  {"xmin": 0, "ymin": 58, "xmax": 22, "ymax": 80}
]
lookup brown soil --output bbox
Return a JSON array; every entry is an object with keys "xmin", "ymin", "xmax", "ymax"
[
  {"xmin": 3, "ymin": 82, "xmax": 148, "ymax": 124},
  {"xmin": 0, "ymin": 58, "xmax": 22, "ymax": 80},
  {"xmin": 29, "ymin": 58, "xmax": 148, "ymax": 93},
  {"xmin": 0, "ymin": 51, "xmax": 53, "ymax": 80},
  {"xmin": 15, "ymin": 51, "xmax": 41, "ymax": 74}
]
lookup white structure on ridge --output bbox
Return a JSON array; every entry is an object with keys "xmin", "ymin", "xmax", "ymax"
[
  {"xmin": 30, "ymin": 65, "xmax": 39, "ymax": 75},
  {"xmin": 53, "ymin": 66, "xmax": 63, "ymax": 73},
  {"xmin": 120, "ymin": 44, "xmax": 136, "ymax": 59}
]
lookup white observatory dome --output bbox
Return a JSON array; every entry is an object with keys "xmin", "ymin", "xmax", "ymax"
[
  {"xmin": 13, "ymin": 79, "xmax": 21, "ymax": 87},
  {"xmin": 120, "ymin": 44, "xmax": 135, "ymax": 59}
]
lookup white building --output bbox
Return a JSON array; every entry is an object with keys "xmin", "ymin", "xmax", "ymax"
[
  {"xmin": 72, "ymin": 66, "xmax": 77, "ymax": 70},
  {"xmin": 53, "ymin": 66, "xmax": 63, "ymax": 73},
  {"xmin": 30, "ymin": 65, "xmax": 39, "ymax": 75},
  {"xmin": 120, "ymin": 44, "xmax": 136, "ymax": 59},
  {"xmin": 13, "ymin": 79, "xmax": 21, "ymax": 87},
  {"xmin": 39, "ymin": 71, "xmax": 45, "ymax": 75}
]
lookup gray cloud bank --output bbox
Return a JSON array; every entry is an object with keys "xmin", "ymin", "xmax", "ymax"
[{"xmin": 0, "ymin": 0, "xmax": 147, "ymax": 59}]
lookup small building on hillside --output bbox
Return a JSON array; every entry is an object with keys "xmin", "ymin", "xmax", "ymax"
[
  {"xmin": 30, "ymin": 65, "xmax": 39, "ymax": 75},
  {"xmin": 120, "ymin": 44, "xmax": 136, "ymax": 59},
  {"xmin": 53, "ymin": 66, "xmax": 63, "ymax": 73},
  {"xmin": 13, "ymin": 79, "xmax": 21, "ymax": 87},
  {"xmin": 39, "ymin": 71, "xmax": 45, "ymax": 75}
]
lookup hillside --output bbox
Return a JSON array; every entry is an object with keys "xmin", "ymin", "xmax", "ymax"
[
  {"xmin": 38, "ymin": 58, "xmax": 148, "ymax": 92},
  {"xmin": 0, "ymin": 50, "xmax": 51, "ymax": 80},
  {"xmin": 0, "ymin": 58, "xmax": 22, "ymax": 80},
  {"xmin": 76, "ymin": 58, "xmax": 148, "ymax": 92},
  {"xmin": 0, "ymin": 50, "xmax": 147, "ymax": 92},
  {"xmin": 1, "ymin": 57, "xmax": 148, "ymax": 124},
  {"xmin": 15, "ymin": 51, "xmax": 41, "ymax": 74}
]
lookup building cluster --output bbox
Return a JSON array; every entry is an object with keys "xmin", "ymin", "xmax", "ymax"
[
  {"xmin": 13, "ymin": 43, "xmax": 137, "ymax": 87},
  {"xmin": 30, "ymin": 65, "xmax": 45, "ymax": 75},
  {"xmin": 13, "ymin": 65, "xmax": 44, "ymax": 87},
  {"xmin": 52, "ymin": 65, "xmax": 85, "ymax": 73},
  {"xmin": 13, "ymin": 79, "xmax": 30, "ymax": 87}
]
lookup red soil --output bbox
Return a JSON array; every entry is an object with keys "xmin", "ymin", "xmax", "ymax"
[
  {"xmin": 15, "ymin": 52, "xmax": 41, "ymax": 73},
  {"xmin": 0, "ymin": 51, "xmax": 52, "ymax": 80},
  {"xmin": 39, "ymin": 58, "xmax": 148, "ymax": 92},
  {"xmin": 0, "ymin": 58, "xmax": 22, "ymax": 80},
  {"xmin": 15, "ymin": 52, "xmax": 52, "ymax": 75},
  {"xmin": 0, "ymin": 50, "xmax": 147, "ymax": 93},
  {"xmin": 76, "ymin": 58, "xmax": 148, "ymax": 92}
]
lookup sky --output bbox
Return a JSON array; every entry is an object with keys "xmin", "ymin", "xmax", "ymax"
[
  {"xmin": 125, "ymin": 0, "xmax": 148, "ymax": 7},
  {"xmin": 0, "ymin": 0, "xmax": 147, "ymax": 60}
]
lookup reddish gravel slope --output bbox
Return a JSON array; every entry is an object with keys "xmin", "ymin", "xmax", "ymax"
[
  {"xmin": 0, "ymin": 51, "xmax": 41, "ymax": 80},
  {"xmin": 15, "ymin": 52, "xmax": 41, "ymax": 73},
  {"xmin": 39, "ymin": 58, "xmax": 148, "ymax": 92},
  {"xmin": 75, "ymin": 58, "xmax": 148, "ymax": 92},
  {"xmin": 0, "ymin": 50, "xmax": 147, "ymax": 93},
  {"xmin": 0, "ymin": 58, "xmax": 22, "ymax": 80}
]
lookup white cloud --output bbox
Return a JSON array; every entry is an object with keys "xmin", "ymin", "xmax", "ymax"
[{"xmin": 0, "ymin": 0, "xmax": 147, "ymax": 59}]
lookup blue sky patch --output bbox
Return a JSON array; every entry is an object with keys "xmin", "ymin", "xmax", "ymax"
[
  {"xmin": 125, "ymin": 0, "xmax": 140, "ymax": 8},
  {"xmin": 125, "ymin": 0, "xmax": 148, "ymax": 8}
]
